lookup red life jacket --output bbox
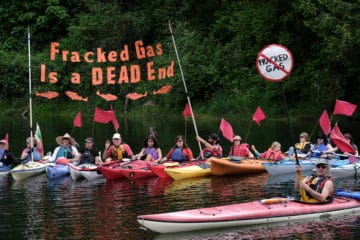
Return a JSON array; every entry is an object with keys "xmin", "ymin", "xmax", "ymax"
[
  {"xmin": 260, "ymin": 148, "xmax": 284, "ymax": 161},
  {"xmin": 230, "ymin": 143, "xmax": 251, "ymax": 157}
]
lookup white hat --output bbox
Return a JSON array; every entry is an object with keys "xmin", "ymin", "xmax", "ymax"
[
  {"xmin": 56, "ymin": 133, "xmax": 76, "ymax": 145},
  {"xmin": 315, "ymin": 159, "xmax": 329, "ymax": 167},
  {"xmin": 112, "ymin": 133, "xmax": 121, "ymax": 139}
]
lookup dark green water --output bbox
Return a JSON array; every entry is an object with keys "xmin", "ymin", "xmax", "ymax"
[{"xmin": 0, "ymin": 115, "xmax": 359, "ymax": 239}]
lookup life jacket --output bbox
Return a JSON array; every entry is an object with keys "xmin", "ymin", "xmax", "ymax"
[
  {"xmin": 230, "ymin": 143, "xmax": 250, "ymax": 157},
  {"xmin": 311, "ymin": 144, "xmax": 328, "ymax": 157},
  {"xmin": 23, "ymin": 147, "xmax": 42, "ymax": 162},
  {"xmin": 202, "ymin": 144, "xmax": 222, "ymax": 158},
  {"xmin": 111, "ymin": 145, "xmax": 127, "ymax": 160},
  {"xmin": 80, "ymin": 149, "xmax": 95, "ymax": 164},
  {"xmin": 303, "ymin": 175, "xmax": 333, "ymax": 203},
  {"xmin": 170, "ymin": 147, "xmax": 187, "ymax": 161},
  {"xmin": 295, "ymin": 142, "xmax": 311, "ymax": 153},
  {"xmin": 261, "ymin": 148, "xmax": 283, "ymax": 161},
  {"xmin": 56, "ymin": 146, "xmax": 74, "ymax": 159},
  {"xmin": 144, "ymin": 147, "xmax": 158, "ymax": 160}
]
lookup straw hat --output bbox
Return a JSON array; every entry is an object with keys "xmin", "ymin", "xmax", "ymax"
[{"xmin": 56, "ymin": 133, "xmax": 76, "ymax": 145}]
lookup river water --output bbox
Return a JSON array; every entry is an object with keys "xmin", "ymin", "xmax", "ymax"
[{"xmin": 0, "ymin": 115, "xmax": 360, "ymax": 239}]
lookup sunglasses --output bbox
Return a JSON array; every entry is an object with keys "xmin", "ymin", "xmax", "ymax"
[
  {"xmin": 176, "ymin": 140, "xmax": 183, "ymax": 143},
  {"xmin": 316, "ymin": 164, "xmax": 327, "ymax": 169},
  {"xmin": 299, "ymin": 136, "xmax": 305, "ymax": 138}
]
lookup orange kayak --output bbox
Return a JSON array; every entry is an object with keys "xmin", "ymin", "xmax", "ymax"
[{"xmin": 210, "ymin": 157, "xmax": 272, "ymax": 176}]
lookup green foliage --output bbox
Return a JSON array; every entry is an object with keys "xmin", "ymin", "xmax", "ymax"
[{"xmin": 0, "ymin": 0, "xmax": 359, "ymax": 117}]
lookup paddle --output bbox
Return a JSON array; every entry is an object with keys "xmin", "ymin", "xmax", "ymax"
[{"xmin": 168, "ymin": 21, "xmax": 203, "ymax": 159}]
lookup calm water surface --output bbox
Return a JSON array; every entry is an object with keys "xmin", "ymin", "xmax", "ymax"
[
  {"xmin": 1, "ymin": 115, "xmax": 360, "ymax": 239},
  {"xmin": 0, "ymin": 172, "xmax": 359, "ymax": 240}
]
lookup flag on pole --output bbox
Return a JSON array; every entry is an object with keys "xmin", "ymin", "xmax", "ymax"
[
  {"xmin": 333, "ymin": 100, "xmax": 357, "ymax": 116},
  {"xmin": 73, "ymin": 111, "xmax": 82, "ymax": 128},
  {"xmin": 330, "ymin": 124, "xmax": 355, "ymax": 154},
  {"xmin": 94, "ymin": 107, "xmax": 119, "ymax": 131},
  {"xmin": 182, "ymin": 103, "xmax": 192, "ymax": 117},
  {"xmin": 252, "ymin": 106, "xmax": 266, "ymax": 126},
  {"xmin": 319, "ymin": 110, "xmax": 331, "ymax": 135},
  {"xmin": 35, "ymin": 123, "xmax": 44, "ymax": 156},
  {"xmin": 219, "ymin": 118, "xmax": 234, "ymax": 142}
]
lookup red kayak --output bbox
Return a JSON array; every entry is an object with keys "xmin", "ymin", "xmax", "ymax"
[
  {"xmin": 119, "ymin": 160, "xmax": 155, "ymax": 180},
  {"xmin": 137, "ymin": 194, "xmax": 360, "ymax": 233}
]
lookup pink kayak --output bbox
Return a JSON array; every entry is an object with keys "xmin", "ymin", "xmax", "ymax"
[{"xmin": 137, "ymin": 195, "xmax": 360, "ymax": 233}]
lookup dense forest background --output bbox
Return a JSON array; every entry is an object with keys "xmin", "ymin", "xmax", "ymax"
[{"xmin": 0, "ymin": 0, "xmax": 359, "ymax": 118}]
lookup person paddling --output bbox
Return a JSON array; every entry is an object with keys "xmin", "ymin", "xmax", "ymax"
[
  {"xmin": 196, "ymin": 133, "xmax": 223, "ymax": 159},
  {"xmin": 295, "ymin": 159, "xmax": 334, "ymax": 203}
]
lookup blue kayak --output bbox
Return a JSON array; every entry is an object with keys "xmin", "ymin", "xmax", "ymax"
[
  {"xmin": 336, "ymin": 190, "xmax": 360, "ymax": 200},
  {"xmin": 46, "ymin": 164, "xmax": 70, "ymax": 180}
]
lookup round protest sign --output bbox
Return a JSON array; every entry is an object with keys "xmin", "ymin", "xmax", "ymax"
[{"xmin": 256, "ymin": 44, "xmax": 293, "ymax": 82}]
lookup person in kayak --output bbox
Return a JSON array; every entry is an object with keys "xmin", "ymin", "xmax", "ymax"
[
  {"xmin": 20, "ymin": 135, "xmax": 43, "ymax": 163},
  {"xmin": 228, "ymin": 135, "xmax": 254, "ymax": 158},
  {"xmin": 196, "ymin": 133, "xmax": 223, "ymax": 159},
  {"xmin": 251, "ymin": 141, "xmax": 286, "ymax": 161},
  {"xmin": 103, "ymin": 133, "xmax": 134, "ymax": 161},
  {"xmin": 286, "ymin": 132, "xmax": 312, "ymax": 158},
  {"xmin": 133, "ymin": 135, "xmax": 162, "ymax": 162},
  {"xmin": 0, "ymin": 139, "xmax": 17, "ymax": 168},
  {"xmin": 295, "ymin": 159, "xmax": 334, "ymax": 203},
  {"xmin": 75, "ymin": 137, "xmax": 100, "ymax": 165},
  {"xmin": 50, "ymin": 133, "xmax": 79, "ymax": 162},
  {"xmin": 310, "ymin": 132, "xmax": 336, "ymax": 158},
  {"xmin": 160, "ymin": 135, "xmax": 194, "ymax": 162}
]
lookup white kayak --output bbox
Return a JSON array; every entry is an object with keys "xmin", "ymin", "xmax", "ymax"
[
  {"xmin": 10, "ymin": 161, "xmax": 48, "ymax": 181},
  {"xmin": 328, "ymin": 163, "xmax": 360, "ymax": 179},
  {"xmin": 262, "ymin": 160, "xmax": 316, "ymax": 175},
  {"xmin": 69, "ymin": 163, "xmax": 102, "ymax": 181}
]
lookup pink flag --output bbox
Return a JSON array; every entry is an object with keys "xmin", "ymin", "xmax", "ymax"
[
  {"xmin": 219, "ymin": 118, "xmax": 234, "ymax": 142},
  {"xmin": 4, "ymin": 133, "xmax": 9, "ymax": 142},
  {"xmin": 73, "ymin": 111, "xmax": 82, "ymax": 128},
  {"xmin": 252, "ymin": 106, "xmax": 266, "ymax": 126},
  {"xmin": 319, "ymin": 110, "xmax": 331, "ymax": 135},
  {"xmin": 182, "ymin": 103, "xmax": 192, "ymax": 117},
  {"xmin": 333, "ymin": 100, "xmax": 357, "ymax": 116},
  {"xmin": 109, "ymin": 106, "xmax": 120, "ymax": 132},
  {"xmin": 330, "ymin": 124, "xmax": 355, "ymax": 154}
]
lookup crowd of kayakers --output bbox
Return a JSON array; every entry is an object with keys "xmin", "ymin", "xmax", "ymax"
[{"xmin": 1, "ymin": 128, "xmax": 358, "ymax": 204}]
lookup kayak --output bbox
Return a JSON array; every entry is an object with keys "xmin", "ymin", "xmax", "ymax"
[
  {"xmin": 118, "ymin": 160, "xmax": 155, "ymax": 180},
  {"xmin": 69, "ymin": 163, "xmax": 101, "ymax": 181},
  {"xmin": 0, "ymin": 165, "xmax": 11, "ymax": 178},
  {"xmin": 328, "ymin": 163, "xmax": 360, "ymax": 179},
  {"xmin": 97, "ymin": 159, "xmax": 136, "ymax": 180},
  {"xmin": 149, "ymin": 159, "xmax": 208, "ymax": 179},
  {"xmin": 262, "ymin": 160, "xmax": 316, "ymax": 175},
  {"xmin": 10, "ymin": 161, "xmax": 49, "ymax": 181},
  {"xmin": 210, "ymin": 158, "xmax": 271, "ymax": 176},
  {"xmin": 46, "ymin": 163, "xmax": 70, "ymax": 180},
  {"xmin": 137, "ymin": 192, "xmax": 360, "ymax": 233},
  {"xmin": 164, "ymin": 160, "xmax": 212, "ymax": 181}
]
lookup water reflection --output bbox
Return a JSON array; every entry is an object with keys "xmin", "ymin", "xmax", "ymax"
[{"xmin": 0, "ymin": 170, "xmax": 359, "ymax": 239}]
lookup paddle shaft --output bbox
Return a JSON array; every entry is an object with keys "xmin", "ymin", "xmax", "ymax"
[
  {"xmin": 168, "ymin": 21, "xmax": 203, "ymax": 159},
  {"xmin": 280, "ymin": 83, "xmax": 299, "ymax": 165}
]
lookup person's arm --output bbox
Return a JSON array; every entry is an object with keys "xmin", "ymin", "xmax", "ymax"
[
  {"xmin": 196, "ymin": 136, "xmax": 217, "ymax": 151},
  {"xmin": 124, "ymin": 144, "xmax": 134, "ymax": 157},
  {"xmin": 155, "ymin": 148, "xmax": 162, "ymax": 162},
  {"xmin": 71, "ymin": 146, "xmax": 79, "ymax": 159},
  {"xmin": 20, "ymin": 148, "xmax": 29, "ymax": 160},
  {"xmin": 251, "ymin": 145, "xmax": 260, "ymax": 157},
  {"xmin": 50, "ymin": 147, "xmax": 59, "ymax": 162},
  {"xmin": 103, "ymin": 140, "xmax": 110, "ymax": 160}
]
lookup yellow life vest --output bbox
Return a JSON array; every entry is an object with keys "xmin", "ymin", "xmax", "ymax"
[
  {"xmin": 111, "ymin": 145, "xmax": 125, "ymax": 160},
  {"xmin": 295, "ymin": 141, "xmax": 310, "ymax": 150}
]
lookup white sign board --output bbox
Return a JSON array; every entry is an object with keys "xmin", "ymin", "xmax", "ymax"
[{"xmin": 256, "ymin": 44, "xmax": 293, "ymax": 82}]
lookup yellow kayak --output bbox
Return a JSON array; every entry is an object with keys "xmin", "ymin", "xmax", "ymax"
[{"xmin": 164, "ymin": 161, "xmax": 211, "ymax": 180}]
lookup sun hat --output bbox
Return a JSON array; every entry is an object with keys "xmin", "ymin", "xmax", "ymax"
[
  {"xmin": 315, "ymin": 159, "xmax": 329, "ymax": 167},
  {"xmin": 85, "ymin": 137, "xmax": 94, "ymax": 143},
  {"xmin": 233, "ymin": 135, "xmax": 242, "ymax": 141},
  {"xmin": 112, "ymin": 133, "xmax": 121, "ymax": 139},
  {"xmin": 56, "ymin": 133, "xmax": 76, "ymax": 145}
]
